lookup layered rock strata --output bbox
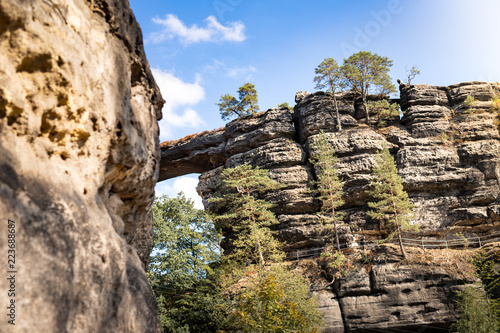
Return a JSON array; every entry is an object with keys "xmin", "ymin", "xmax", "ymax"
[
  {"xmin": 160, "ymin": 81, "xmax": 500, "ymax": 331},
  {"xmin": 0, "ymin": 0, "xmax": 163, "ymax": 332}
]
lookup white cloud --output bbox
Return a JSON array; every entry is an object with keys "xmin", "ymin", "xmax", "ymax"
[
  {"xmin": 149, "ymin": 14, "xmax": 246, "ymax": 45},
  {"xmin": 155, "ymin": 176, "xmax": 204, "ymax": 210},
  {"xmin": 152, "ymin": 68, "xmax": 206, "ymax": 141},
  {"xmin": 226, "ymin": 65, "xmax": 257, "ymax": 79}
]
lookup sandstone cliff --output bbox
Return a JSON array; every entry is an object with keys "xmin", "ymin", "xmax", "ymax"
[
  {"xmin": 0, "ymin": 0, "xmax": 163, "ymax": 332},
  {"xmin": 160, "ymin": 81, "xmax": 500, "ymax": 331}
]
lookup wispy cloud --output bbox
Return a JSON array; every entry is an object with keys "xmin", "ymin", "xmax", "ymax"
[
  {"xmin": 204, "ymin": 60, "xmax": 257, "ymax": 80},
  {"xmin": 152, "ymin": 68, "xmax": 206, "ymax": 141},
  {"xmin": 149, "ymin": 14, "xmax": 246, "ymax": 45},
  {"xmin": 227, "ymin": 65, "xmax": 256, "ymax": 79}
]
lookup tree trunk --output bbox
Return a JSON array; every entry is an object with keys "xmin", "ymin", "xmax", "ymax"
[
  {"xmin": 333, "ymin": 94, "xmax": 342, "ymax": 132},
  {"xmin": 257, "ymin": 240, "xmax": 265, "ymax": 267},
  {"xmin": 398, "ymin": 228, "xmax": 407, "ymax": 259},
  {"xmin": 363, "ymin": 94, "xmax": 369, "ymax": 123}
]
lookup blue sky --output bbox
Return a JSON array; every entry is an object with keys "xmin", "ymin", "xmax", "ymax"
[{"xmin": 129, "ymin": 0, "xmax": 500, "ymax": 208}]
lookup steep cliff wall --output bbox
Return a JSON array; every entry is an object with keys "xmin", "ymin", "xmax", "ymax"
[
  {"xmin": 162, "ymin": 81, "xmax": 500, "ymax": 246},
  {"xmin": 160, "ymin": 81, "xmax": 500, "ymax": 331},
  {"xmin": 0, "ymin": 0, "xmax": 163, "ymax": 332}
]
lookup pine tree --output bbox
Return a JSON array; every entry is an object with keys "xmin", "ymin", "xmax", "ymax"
[
  {"xmin": 314, "ymin": 58, "xmax": 346, "ymax": 131},
  {"xmin": 309, "ymin": 131, "xmax": 344, "ymax": 252},
  {"xmin": 209, "ymin": 164, "xmax": 285, "ymax": 266},
  {"xmin": 217, "ymin": 83, "xmax": 259, "ymax": 121},
  {"xmin": 366, "ymin": 148, "xmax": 418, "ymax": 258},
  {"xmin": 341, "ymin": 51, "xmax": 396, "ymax": 123}
]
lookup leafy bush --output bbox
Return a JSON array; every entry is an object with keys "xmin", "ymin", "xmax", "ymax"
[
  {"xmin": 440, "ymin": 131, "xmax": 450, "ymax": 143},
  {"xmin": 320, "ymin": 246, "xmax": 353, "ymax": 278},
  {"xmin": 491, "ymin": 95, "xmax": 500, "ymax": 113}
]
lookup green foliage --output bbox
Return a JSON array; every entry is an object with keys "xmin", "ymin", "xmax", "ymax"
[
  {"xmin": 440, "ymin": 131, "xmax": 450, "ymax": 143},
  {"xmin": 232, "ymin": 266, "xmax": 323, "ymax": 333},
  {"xmin": 451, "ymin": 285, "xmax": 500, "ymax": 333},
  {"xmin": 314, "ymin": 58, "xmax": 346, "ymax": 131},
  {"xmin": 455, "ymin": 232, "xmax": 470, "ymax": 248},
  {"xmin": 320, "ymin": 246, "xmax": 353, "ymax": 278},
  {"xmin": 462, "ymin": 95, "xmax": 478, "ymax": 114},
  {"xmin": 309, "ymin": 131, "xmax": 345, "ymax": 251},
  {"xmin": 491, "ymin": 95, "xmax": 500, "ymax": 113},
  {"xmin": 367, "ymin": 99, "xmax": 399, "ymax": 127},
  {"xmin": 405, "ymin": 65, "xmax": 420, "ymax": 85},
  {"xmin": 217, "ymin": 83, "xmax": 259, "ymax": 121},
  {"xmin": 209, "ymin": 164, "xmax": 285, "ymax": 266},
  {"xmin": 366, "ymin": 148, "xmax": 418, "ymax": 258},
  {"xmin": 149, "ymin": 194, "xmax": 221, "ymax": 291},
  {"xmin": 451, "ymin": 252, "xmax": 500, "ymax": 333},
  {"xmin": 473, "ymin": 252, "xmax": 500, "ymax": 300},
  {"xmin": 209, "ymin": 164, "xmax": 322, "ymax": 332},
  {"xmin": 148, "ymin": 194, "xmax": 225, "ymax": 332},
  {"xmin": 341, "ymin": 51, "xmax": 396, "ymax": 122},
  {"xmin": 314, "ymin": 58, "xmax": 345, "ymax": 93},
  {"xmin": 464, "ymin": 95, "xmax": 477, "ymax": 108},
  {"xmin": 278, "ymin": 102, "xmax": 294, "ymax": 113}
]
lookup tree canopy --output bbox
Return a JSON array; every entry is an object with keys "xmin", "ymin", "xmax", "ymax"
[
  {"xmin": 314, "ymin": 58, "xmax": 346, "ymax": 131},
  {"xmin": 217, "ymin": 82, "xmax": 259, "ymax": 121},
  {"xmin": 209, "ymin": 164, "xmax": 285, "ymax": 266},
  {"xmin": 148, "ymin": 194, "xmax": 223, "ymax": 332},
  {"xmin": 341, "ymin": 51, "xmax": 396, "ymax": 122},
  {"xmin": 233, "ymin": 266, "xmax": 323, "ymax": 333}
]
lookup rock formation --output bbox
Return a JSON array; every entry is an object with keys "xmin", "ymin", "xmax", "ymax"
[
  {"xmin": 0, "ymin": 0, "xmax": 163, "ymax": 332},
  {"xmin": 160, "ymin": 81, "xmax": 500, "ymax": 331}
]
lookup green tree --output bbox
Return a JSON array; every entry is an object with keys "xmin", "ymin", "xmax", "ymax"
[
  {"xmin": 233, "ymin": 266, "xmax": 322, "ymax": 333},
  {"xmin": 341, "ymin": 51, "xmax": 396, "ymax": 122},
  {"xmin": 309, "ymin": 131, "xmax": 345, "ymax": 252},
  {"xmin": 451, "ymin": 253, "xmax": 500, "ymax": 333},
  {"xmin": 314, "ymin": 58, "xmax": 346, "ymax": 131},
  {"xmin": 209, "ymin": 164, "xmax": 285, "ymax": 266},
  {"xmin": 217, "ymin": 83, "xmax": 259, "ymax": 121},
  {"xmin": 367, "ymin": 99, "xmax": 399, "ymax": 127},
  {"xmin": 366, "ymin": 148, "xmax": 418, "ymax": 258},
  {"xmin": 148, "ymin": 194, "xmax": 223, "ymax": 332},
  {"xmin": 451, "ymin": 285, "xmax": 500, "ymax": 333}
]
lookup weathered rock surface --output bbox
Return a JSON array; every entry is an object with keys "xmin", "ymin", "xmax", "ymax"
[
  {"xmin": 339, "ymin": 263, "xmax": 465, "ymax": 332},
  {"xmin": 159, "ymin": 107, "xmax": 294, "ymax": 180},
  {"xmin": 160, "ymin": 81, "xmax": 500, "ymax": 332},
  {"xmin": 0, "ymin": 0, "xmax": 163, "ymax": 332}
]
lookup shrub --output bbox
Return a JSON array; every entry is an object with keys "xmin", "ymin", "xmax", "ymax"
[
  {"xmin": 440, "ymin": 131, "xmax": 450, "ymax": 143},
  {"xmin": 491, "ymin": 95, "xmax": 500, "ymax": 113}
]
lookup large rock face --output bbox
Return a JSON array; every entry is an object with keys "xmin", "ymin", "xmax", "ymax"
[
  {"xmin": 160, "ymin": 81, "xmax": 500, "ymax": 332},
  {"xmin": 0, "ymin": 0, "xmax": 163, "ymax": 332}
]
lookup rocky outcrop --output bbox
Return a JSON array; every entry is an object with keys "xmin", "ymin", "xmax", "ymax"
[
  {"xmin": 160, "ymin": 81, "xmax": 500, "ymax": 331},
  {"xmin": 0, "ymin": 0, "xmax": 163, "ymax": 332},
  {"xmin": 159, "ymin": 107, "xmax": 294, "ymax": 180}
]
